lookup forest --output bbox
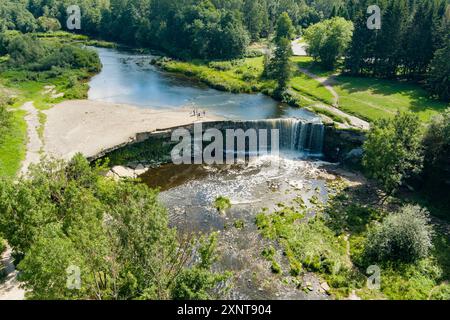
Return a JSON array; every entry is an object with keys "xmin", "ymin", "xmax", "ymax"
[
  {"xmin": 1, "ymin": 0, "xmax": 448, "ymax": 100},
  {"xmin": 0, "ymin": 0, "xmax": 449, "ymax": 301}
]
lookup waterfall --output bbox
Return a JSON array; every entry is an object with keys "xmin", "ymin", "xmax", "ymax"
[{"xmin": 227, "ymin": 118, "xmax": 324, "ymax": 156}]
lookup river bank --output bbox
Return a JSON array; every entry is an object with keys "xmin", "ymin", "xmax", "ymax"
[{"xmin": 43, "ymin": 100, "xmax": 221, "ymax": 161}]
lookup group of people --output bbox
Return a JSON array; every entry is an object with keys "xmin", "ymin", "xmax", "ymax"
[{"xmin": 190, "ymin": 108, "xmax": 206, "ymax": 119}]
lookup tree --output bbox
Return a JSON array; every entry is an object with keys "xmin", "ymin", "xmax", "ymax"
[
  {"xmin": 243, "ymin": 0, "xmax": 269, "ymax": 41},
  {"xmin": 364, "ymin": 205, "xmax": 433, "ymax": 263},
  {"xmin": 422, "ymin": 108, "xmax": 450, "ymax": 203},
  {"xmin": 0, "ymin": 155, "xmax": 229, "ymax": 299},
  {"xmin": 362, "ymin": 112, "xmax": 424, "ymax": 199},
  {"xmin": 0, "ymin": 100, "xmax": 11, "ymax": 145},
  {"xmin": 403, "ymin": 0, "xmax": 442, "ymax": 79},
  {"xmin": 268, "ymin": 37, "xmax": 292, "ymax": 96},
  {"xmin": 303, "ymin": 17, "xmax": 354, "ymax": 70},
  {"xmin": 274, "ymin": 12, "xmax": 295, "ymax": 44},
  {"xmin": 37, "ymin": 16, "xmax": 61, "ymax": 32},
  {"xmin": 427, "ymin": 36, "xmax": 450, "ymax": 101}
]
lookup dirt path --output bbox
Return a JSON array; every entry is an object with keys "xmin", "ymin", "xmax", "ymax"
[
  {"xmin": 297, "ymin": 68, "xmax": 370, "ymax": 130},
  {"xmin": 20, "ymin": 101, "xmax": 42, "ymax": 175},
  {"xmin": 291, "ymin": 38, "xmax": 308, "ymax": 56},
  {"xmin": 0, "ymin": 246, "xmax": 25, "ymax": 300}
]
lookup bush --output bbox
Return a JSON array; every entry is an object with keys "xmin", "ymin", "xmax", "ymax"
[
  {"xmin": 214, "ymin": 196, "xmax": 231, "ymax": 213},
  {"xmin": 0, "ymin": 101, "xmax": 12, "ymax": 144},
  {"xmin": 364, "ymin": 205, "xmax": 433, "ymax": 264}
]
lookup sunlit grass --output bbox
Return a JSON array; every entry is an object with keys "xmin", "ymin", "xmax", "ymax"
[{"xmin": 0, "ymin": 109, "xmax": 27, "ymax": 178}]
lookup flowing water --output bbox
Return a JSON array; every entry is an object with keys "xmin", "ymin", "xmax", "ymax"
[
  {"xmin": 90, "ymin": 47, "xmax": 332, "ymax": 299},
  {"xmin": 140, "ymin": 156, "xmax": 333, "ymax": 299},
  {"xmin": 88, "ymin": 47, "xmax": 318, "ymax": 121}
]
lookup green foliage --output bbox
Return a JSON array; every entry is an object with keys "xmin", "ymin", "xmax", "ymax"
[
  {"xmin": 2, "ymin": 33, "xmax": 101, "ymax": 73},
  {"xmin": 364, "ymin": 205, "xmax": 434, "ymax": 264},
  {"xmin": 0, "ymin": 0, "xmax": 37, "ymax": 33},
  {"xmin": 0, "ymin": 107, "xmax": 26, "ymax": 179},
  {"xmin": 363, "ymin": 112, "xmax": 424, "ymax": 197},
  {"xmin": 421, "ymin": 108, "xmax": 450, "ymax": 206},
  {"xmin": 267, "ymin": 37, "xmax": 292, "ymax": 96},
  {"xmin": 243, "ymin": 0, "xmax": 269, "ymax": 41},
  {"xmin": 274, "ymin": 12, "xmax": 295, "ymax": 44},
  {"xmin": 0, "ymin": 100, "xmax": 12, "ymax": 144},
  {"xmin": 37, "ymin": 16, "xmax": 61, "ymax": 33},
  {"xmin": 233, "ymin": 219, "xmax": 245, "ymax": 229},
  {"xmin": 344, "ymin": 0, "xmax": 448, "ymax": 102},
  {"xmin": 0, "ymin": 155, "xmax": 228, "ymax": 299},
  {"xmin": 256, "ymin": 205, "xmax": 349, "ymax": 280},
  {"xmin": 172, "ymin": 232, "xmax": 230, "ymax": 299},
  {"xmin": 214, "ymin": 196, "xmax": 231, "ymax": 213},
  {"xmin": 427, "ymin": 36, "xmax": 450, "ymax": 101},
  {"xmin": 303, "ymin": 17, "xmax": 354, "ymax": 70},
  {"xmin": 0, "ymin": 236, "xmax": 5, "ymax": 255}
]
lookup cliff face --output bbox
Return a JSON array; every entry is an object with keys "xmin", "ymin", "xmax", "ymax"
[{"xmin": 323, "ymin": 125, "xmax": 367, "ymax": 164}]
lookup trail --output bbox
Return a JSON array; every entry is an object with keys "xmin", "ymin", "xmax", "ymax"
[
  {"xmin": 0, "ymin": 246, "xmax": 25, "ymax": 300},
  {"xmin": 296, "ymin": 66, "xmax": 369, "ymax": 130},
  {"xmin": 20, "ymin": 101, "xmax": 42, "ymax": 175}
]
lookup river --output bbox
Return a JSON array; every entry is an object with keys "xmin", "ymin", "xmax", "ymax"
[
  {"xmin": 88, "ymin": 47, "xmax": 317, "ymax": 121},
  {"xmin": 89, "ymin": 47, "xmax": 331, "ymax": 300}
]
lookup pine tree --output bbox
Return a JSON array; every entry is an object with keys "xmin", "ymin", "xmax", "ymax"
[
  {"xmin": 374, "ymin": 0, "xmax": 408, "ymax": 78},
  {"xmin": 403, "ymin": 0, "xmax": 440, "ymax": 79},
  {"xmin": 270, "ymin": 36, "xmax": 293, "ymax": 96}
]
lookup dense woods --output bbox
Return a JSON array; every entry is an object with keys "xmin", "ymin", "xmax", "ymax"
[{"xmin": 1, "ymin": 0, "xmax": 448, "ymax": 99}]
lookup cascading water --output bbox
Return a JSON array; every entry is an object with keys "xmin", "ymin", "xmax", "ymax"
[{"xmin": 226, "ymin": 118, "xmax": 325, "ymax": 156}]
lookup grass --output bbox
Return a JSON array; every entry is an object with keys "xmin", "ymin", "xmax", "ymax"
[
  {"xmin": 160, "ymin": 54, "xmax": 448, "ymax": 125},
  {"xmin": 158, "ymin": 57, "xmax": 274, "ymax": 93},
  {"xmin": 292, "ymin": 56, "xmax": 448, "ymax": 123},
  {"xmin": 1, "ymin": 68, "xmax": 92, "ymax": 111},
  {"xmin": 308, "ymin": 106, "xmax": 350, "ymax": 124},
  {"xmin": 290, "ymin": 73, "xmax": 334, "ymax": 105},
  {"xmin": 0, "ymin": 109, "xmax": 27, "ymax": 179},
  {"xmin": 0, "ymin": 237, "xmax": 5, "ymax": 280},
  {"xmin": 334, "ymin": 76, "xmax": 449, "ymax": 122}
]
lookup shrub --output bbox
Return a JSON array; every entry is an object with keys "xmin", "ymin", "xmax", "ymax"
[
  {"xmin": 214, "ymin": 196, "xmax": 231, "ymax": 213},
  {"xmin": 0, "ymin": 101, "xmax": 12, "ymax": 144},
  {"xmin": 364, "ymin": 205, "xmax": 433, "ymax": 264}
]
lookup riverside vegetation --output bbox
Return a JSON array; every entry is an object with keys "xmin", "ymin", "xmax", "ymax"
[{"xmin": 0, "ymin": 0, "xmax": 449, "ymax": 300}]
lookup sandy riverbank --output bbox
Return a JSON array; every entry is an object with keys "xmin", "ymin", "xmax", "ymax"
[{"xmin": 44, "ymin": 100, "xmax": 221, "ymax": 160}]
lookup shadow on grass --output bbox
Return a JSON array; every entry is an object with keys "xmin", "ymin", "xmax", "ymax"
[{"xmin": 336, "ymin": 76, "xmax": 447, "ymax": 111}]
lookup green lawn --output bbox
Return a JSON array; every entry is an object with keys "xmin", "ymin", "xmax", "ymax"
[
  {"xmin": 291, "ymin": 56, "xmax": 448, "ymax": 122},
  {"xmin": 290, "ymin": 73, "xmax": 334, "ymax": 105},
  {"xmin": 0, "ymin": 109, "xmax": 27, "ymax": 179},
  {"xmin": 334, "ymin": 76, "xmax": 449, "ymax": 122},
  {"xmin": 2, "ymin": 69, "xmax": 91, "ymax": 111}
]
